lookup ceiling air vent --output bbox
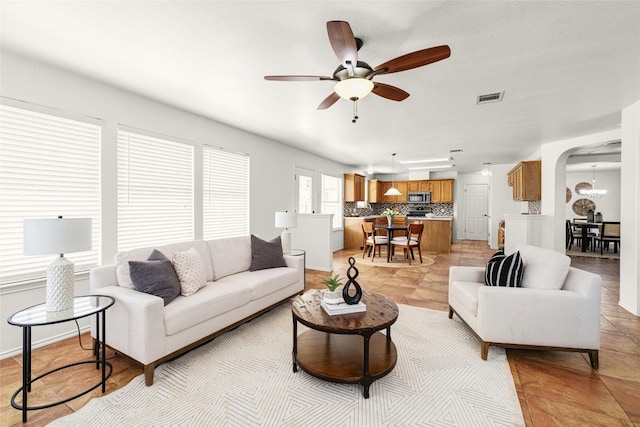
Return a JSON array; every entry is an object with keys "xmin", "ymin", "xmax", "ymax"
[{"xmin": 476, "ymin": 91, "xmax": 504, "ymax": 105}]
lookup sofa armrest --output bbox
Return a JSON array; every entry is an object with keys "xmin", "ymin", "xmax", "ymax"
[
  {"xmin": 284, "ymin": 253, "xmax": 305, "ymax": 288},
  {"xmin": 91, "ymin": 285, "xmax": 166, "ymax": 365},
  {"xmin": 90, "ymin": 265, "xmax": 118, "ymax": 292},
  {"xmin": 449, "ymin": 266, "xmax": 484, "ymax": 286},
  {"xmin": 476, "ymin": 285, "xmax": 601, "ymax": 349}
]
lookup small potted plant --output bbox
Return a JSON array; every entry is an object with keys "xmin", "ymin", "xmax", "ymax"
[
  {"xmin": 381, "ymin": 208, "xmax": 400, "ymax": 226},
  {"xmin": 322, "ymin": 274, "xmax": 344, "ymax": 304}
]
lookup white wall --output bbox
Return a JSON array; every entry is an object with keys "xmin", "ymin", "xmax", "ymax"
[
  {"xmin": 565, "ymin": 170, "xmax": 621, "ymax": 221},
  {"xmin": 620, "ymin": 101, "xmax": 640, "ymax": 315},
  {"xmin": 0, "ymin": 49, "xmax": 352, "ymax": 356}
]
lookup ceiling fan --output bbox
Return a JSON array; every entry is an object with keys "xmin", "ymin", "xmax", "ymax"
[{"xmin": 264, "ymin": 20, "xmax": 451, "ymax": 119}]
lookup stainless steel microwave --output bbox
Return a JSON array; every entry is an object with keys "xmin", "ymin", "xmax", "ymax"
[{"xmin": 407, "ymin": 192, "xmax": 431, "ymax": 203}]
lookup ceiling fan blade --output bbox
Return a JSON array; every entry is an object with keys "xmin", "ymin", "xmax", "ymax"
[
  {"xmin": 372, "ymin": 82, "xmax": 410, "ymax": 101},
  {"xmin": 326, "ymin": 21, "xmax": 358, "ymax": 68},
  {"xmin": 374, "ymin": 45, "xmax": 451, "ymax": 74},
  {"xmin": 317, "ymin": 92, "xmax": 340, "ymax": 110},
  {"xmin": 264, "ymin": 75, "xmax": 333, "ymax": 81}
]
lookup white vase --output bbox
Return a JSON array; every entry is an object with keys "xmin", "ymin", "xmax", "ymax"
[{"xmin": 387, "ymin": 216, "xmax": 393, "ymax": 227}]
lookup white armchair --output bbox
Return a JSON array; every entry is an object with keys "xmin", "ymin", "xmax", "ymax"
[{"xmin": 448, "ymin": 244, "xmax": 602, "ymax": 368}]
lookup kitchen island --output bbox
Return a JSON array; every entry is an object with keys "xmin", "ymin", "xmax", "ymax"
[{"xmin": 344, "ymin": 216, "xmax": 453, "ymax": 254}]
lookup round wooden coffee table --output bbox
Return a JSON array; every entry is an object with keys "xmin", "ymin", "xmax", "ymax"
[{"xmin": 291, "ymin": 290, "xmax": 399, "ymax": 398}]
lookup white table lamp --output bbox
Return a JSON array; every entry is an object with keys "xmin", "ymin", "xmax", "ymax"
[
  {"xmin": 24, "ymin": 217, "xmax": 92, "ymax": 311},
  {"xmin": 275, "ymin": 211, "xmax": 297, "ymax": 254}
]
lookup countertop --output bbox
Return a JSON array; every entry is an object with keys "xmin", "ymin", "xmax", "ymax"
[{"xmin": 344, "ymin": 215, "xmax": 453, "ymax": 221}]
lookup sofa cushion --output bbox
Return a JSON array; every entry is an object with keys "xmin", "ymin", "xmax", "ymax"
[
  {"xmin": 217, "ymin": 266, "xmax": 299, "ymax": 301},
  {"xmin": 249, "ymin": 235, "xmax": 286, "ymax": 271},
  {"xmin": 484, "ymin": 250, "xmax": 524, "ymax": 287},
  {"xmin": 163, "ymin": 281, "xmax": 252, "ymax": 336},
  {"xmin": 208, "ymin": 235, "xmax": 252, "ymax": 280},
  {"xmin": 114, "ymin": 240, "xmax": 214, "ymax": 287},
  {"xmin": 172, "ymin": 247, "xmax": 207, "ymax": 296},
  {"xmin": 516, "ymin": 244, "xmax": 571, "ymax": 290},
  {"xmin": 129, "ymin": 255, "xmax": 181, "ymax": 306}
]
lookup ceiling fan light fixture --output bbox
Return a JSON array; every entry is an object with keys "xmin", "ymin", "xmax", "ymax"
[{"xmin": 334, "ymin": 78, "xmax": 374, "ymax": 101}]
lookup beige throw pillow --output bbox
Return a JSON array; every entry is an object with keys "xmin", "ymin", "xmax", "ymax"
[{"xmin": 172, "ymin": 247, "xmax": 207, "ymax": 296}]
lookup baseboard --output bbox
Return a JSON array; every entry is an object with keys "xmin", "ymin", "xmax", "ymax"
[{"xmin": 0, "ymin": 324, "xmax": 90, "ymax": 360}]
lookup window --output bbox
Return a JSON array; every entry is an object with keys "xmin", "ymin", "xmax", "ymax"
[
  {"xmin": 203, "ymin": 145, "xmax": 249, "ymax": 239},
  {"xmin": 117, "ymin": 127, "xmax": 194, "ymax": 251},
  {"xmin": 297, "ymin": 169, "xmax": 314, "ymax": 214},
  {"xmin": 321, "ymin": 174, "xmax": 343, "ymax": 229},
  {"xmin": 0, "ymin": 102, "xmax": 101, "ymax": 286}
]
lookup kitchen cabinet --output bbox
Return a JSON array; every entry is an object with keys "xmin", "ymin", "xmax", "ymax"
[
  {"xmin": 344, "ymin": 173, "xmax": 365, "ymax": 202},
  {"xmin": 381, "ymin": 180, "xmax": 407, "ymax": 203},
  {"xmin": 368, "ymin": 179, "xmax": 381, "ymax": 203},
  {"xmin": 344, "ymin": 218, "xmax": 365, "ymax": 250},
  {"xmin": 428, "ymin": 179, "xmax": 454, "ymax": 203},
  {"xmin": 507, "ymin": 161, "xmax": 541, "ymax": 201}
]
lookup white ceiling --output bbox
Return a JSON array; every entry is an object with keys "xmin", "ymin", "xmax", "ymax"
[{"xmin": 1, "ymin": 1, "xmax": 638, "ymax": 175}]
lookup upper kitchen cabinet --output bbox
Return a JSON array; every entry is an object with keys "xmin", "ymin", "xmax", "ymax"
[
  {"xmin": 430, "ymin": 179, "xmax": 454, "ymax": 203},
  {"xmin": 368, "ymin": 179, "xmax": 381, "ymax": 203},
  {"xmin": 507, "ymin": 161, "xmax": 541, "ymax": 201},
  {"xmin": 381, "ymin": 180, "xmax": 408, "ymax": 203},
  {"xmin": 344, "ymin": 173, "xmax": 365, "ymax": 202}
]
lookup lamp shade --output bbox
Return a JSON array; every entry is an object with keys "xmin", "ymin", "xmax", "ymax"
[
  {"xmin": 384, "ymin": 187, "xmax": 402, "ymax": 196},
  {"xmin": 275, "ymin": 212, "xmax": 297, "ymax": 229},
  {"xmin": 334, "ymin": 78, "xmax": 374, "ymax": 100},
  {"xmin": 24, "ymin": 218, "xmax": 92, "ymax": 255}
]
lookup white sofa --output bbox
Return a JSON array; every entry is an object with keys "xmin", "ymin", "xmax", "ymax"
[
  {"xmin": 91, "ymin": 236, "xmax": 304, "ymax": 385},
  {"xmin": 448, "ymin": 244, "xmax": 602, "ymax": 368}
]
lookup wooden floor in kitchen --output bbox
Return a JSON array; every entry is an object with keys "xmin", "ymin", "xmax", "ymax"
[{"xmin": 1, "ymin": 240, "xmax": 638, "ymax": 426}]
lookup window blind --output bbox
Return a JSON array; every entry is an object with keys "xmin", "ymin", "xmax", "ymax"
[
  {"xmin": 0, "ymin": 103, "xmax": 101, "ymax": 286},
  {"xmin": 203, "ymin": 145, "xmax": 249, "ymax": 240},
  {"xmin": 117, "ymin": 128, "xmax": 194, "ymax": 251}
]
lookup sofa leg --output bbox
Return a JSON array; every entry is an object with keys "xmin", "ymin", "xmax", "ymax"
[
  {"xmin": 588, "ymin": 350, "xmax": 599, "ymax": 370},
  {"xmin": 481, "ymin": 342, "xmax": 489, "ymax": 360},
  {"xmin": 144, "ymin": 364, "xmax": 155, "ymax": 386},
  {"xmin": 448, "ymin": 306, "xmax": 454, "ymax": 319}
]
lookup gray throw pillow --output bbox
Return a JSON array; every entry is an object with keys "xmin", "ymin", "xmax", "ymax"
[
  {"xmin": 129, "ymin": 249, "xmax": 181, "ymax": 305},
  {"xmin": 249, "ymin": 235, "xmax": 287, "ymax": 271}
]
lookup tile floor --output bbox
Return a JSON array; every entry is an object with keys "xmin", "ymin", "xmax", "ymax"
[{"xmin": 0, "ymin": 240, "xmax": 638, "ymax": 426}]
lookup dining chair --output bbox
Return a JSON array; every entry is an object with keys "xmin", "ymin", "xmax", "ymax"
[
  {"xmin": 390, "ymin": 222, "xmax": 424, "ymax": 265},
  {"xmin": 572, "ymin": 218, "xmax": 596, "ymax": 251},
  {"xmin": 566, "ymin": 220, "xmax": 581, "ymax": 250},
  {"xmin": 593, "ymin": 222, "xmax": 620, "ymax": 254},
  {"xmin": 362, "ymin": 222, "xmax": 388, "ymax": 260}
]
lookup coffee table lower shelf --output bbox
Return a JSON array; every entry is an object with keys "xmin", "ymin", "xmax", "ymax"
[{"xmin": 294, "ymin": 329, "xmax": 397, "ymax": 397}]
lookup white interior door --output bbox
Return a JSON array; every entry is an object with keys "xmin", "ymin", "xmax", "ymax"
[
  {"xmin": 294, "ymin": 167, "xmax": 315, "ymax": 213},
  {"xmin": 465, "ymin": 184, "xmax": 489, "ymax": 240}
]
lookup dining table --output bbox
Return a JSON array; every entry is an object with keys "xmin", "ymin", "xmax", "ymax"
[
  {"xmin": 373, "ymin": 223, "xmax": 409, "ymax": 262},
  {"xmin": 575, "ymin": 222, "xmax": 601, "ymax": 252}
]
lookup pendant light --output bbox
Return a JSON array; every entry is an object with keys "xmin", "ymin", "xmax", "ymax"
[
  {"xmin": 579, "ymin": 164, "xmax": 607, "ymax": 198},
  {"xmin": 384, "ymin": 153, "xmax": 402, "ymax": 196}
]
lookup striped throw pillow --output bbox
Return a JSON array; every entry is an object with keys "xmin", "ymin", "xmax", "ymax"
[{"xmin": 484, "ymin": 250, "xmax": 524, "ymax": 287}]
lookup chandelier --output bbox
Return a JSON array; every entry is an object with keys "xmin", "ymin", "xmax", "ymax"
[{"xmin": 579, "ymin": 165, "xmax": 607, "ymax": 198}]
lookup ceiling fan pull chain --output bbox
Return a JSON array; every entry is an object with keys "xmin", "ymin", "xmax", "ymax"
[{"xmin": 352, "ymin": 100, "xmax": 359, "ymax": 123}]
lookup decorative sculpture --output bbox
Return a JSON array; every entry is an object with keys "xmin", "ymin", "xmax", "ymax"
[{"xmin": 342, "ymin": 256, "xmax": 363, "ymax": 304}]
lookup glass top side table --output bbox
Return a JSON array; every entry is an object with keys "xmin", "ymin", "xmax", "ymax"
[{"xmin": 7, "ymin": 295, "xmax": 114, "ymax": 422}]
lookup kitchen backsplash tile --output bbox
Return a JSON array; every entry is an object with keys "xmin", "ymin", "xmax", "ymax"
[{"xmin": 344, "ymin": 202, "xmax": 454, "ymax": 217}]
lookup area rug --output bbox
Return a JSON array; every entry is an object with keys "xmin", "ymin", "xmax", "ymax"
[
  {"xmin": 357, "ymin": 254, "xmax": 436, "ymax": 268},
  {"xmin": 51, "ymin": 303, "xmax": 524, "ymax": 427}
]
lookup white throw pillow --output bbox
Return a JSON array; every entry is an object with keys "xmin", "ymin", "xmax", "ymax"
[
  {"xmin": 516, "ymin": 244, "xmax": 571, "ymax": 290},
  {"xmin": 208, "ymin": 236, "xmax": 252, "ymax": 280},
  {"xmin": 115, "ymin": 252, "xmax": 135, "ymax": 289},
  {"xmin": 172, "ymin": 247, "xmax": 207, "ymax": 296}
]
